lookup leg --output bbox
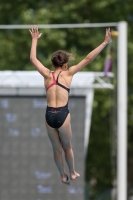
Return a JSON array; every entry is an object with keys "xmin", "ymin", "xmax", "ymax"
[
  {"xmin": 45, "ymin": 121, "xmax": 70, "ymax": 185},
  {"xmin": 58, "ymin": 113, "xmax": 80, "ymax": 180}
]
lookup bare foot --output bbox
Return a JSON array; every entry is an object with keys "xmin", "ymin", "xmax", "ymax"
[
  {"xmin": 70, "ymin": 171, "xmax": 80, "ymax": 180},
  {"xmin": 62, "ymin": 174, "xmax": 70, "ymax": 186}
]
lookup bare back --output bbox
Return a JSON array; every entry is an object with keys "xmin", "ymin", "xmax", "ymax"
[{"xmin": 45, "ymin": 70, "xmax": 73, "ymax": 107}]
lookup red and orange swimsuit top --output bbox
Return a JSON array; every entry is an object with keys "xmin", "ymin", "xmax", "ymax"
[{"xmin": 46, "ymin": 71, "xmax": 70, "ymax": 93}]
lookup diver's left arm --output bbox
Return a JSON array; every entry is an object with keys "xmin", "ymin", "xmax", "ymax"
[{"xmin": 68, "ymin": 28, "xmax": 111, "ymax": 76}]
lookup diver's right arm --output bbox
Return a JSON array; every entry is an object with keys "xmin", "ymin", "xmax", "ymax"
[{"xmin": 29, "ymin": 25, "xmax": 50, "ymax": 78}]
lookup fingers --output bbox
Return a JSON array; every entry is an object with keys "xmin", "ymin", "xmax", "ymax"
[
  {"xmin": 34, "ymin": 25, "xmax": 38, "ymax": 33},
  {"xmin": 29, "ymin": 25, "xmax": 42, "ymax": 38},
  {"xmin": 32, "ymin": 25, "xmax": 38, "ymax": 33},
  {"xmin": 106, "ymin": 28, "xmax": 110, "ymax": 35},
  {"xmin": 106, "ymin": 27, "xmax": 111, "ymax": 38},
  {"xmin": 29, "ymin": 25, "xmax": 38, "ymax": 33},
  {"xmin": 106, "ymin": 27, "xmax": 110, "ymax": 31},
  {"xmin": 38, "ymin": 33, "xmax": 42, "ymax": 38},
  {"xmin": 29, "ymin": 29, "xmax": 32, "ymax": 34},
  {"xmin": 104, "ymin": 27, "xmax": 111, "ymax": 44}
]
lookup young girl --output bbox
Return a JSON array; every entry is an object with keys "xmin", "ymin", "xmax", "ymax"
[{"xmin": 29, "ymin": 26, "xmax": 111, "ymax": 185}]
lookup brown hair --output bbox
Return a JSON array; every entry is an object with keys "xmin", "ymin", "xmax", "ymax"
[{"xmin": 51, "ymin": 50, "xmax": 75, "ymax": 68}]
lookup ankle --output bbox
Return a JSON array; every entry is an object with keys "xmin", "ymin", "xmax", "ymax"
[
  {"xmin": 69, "ymin": 170, "xmax": 75, "ymax": 174},
  {"xmin": 61, "ymin": 172, "xmax": 66, "ymax": 178}
]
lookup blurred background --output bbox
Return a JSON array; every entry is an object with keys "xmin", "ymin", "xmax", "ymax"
[{"xmin": 0, "ymin": 0, "xmax": 133, "ymax": 200}]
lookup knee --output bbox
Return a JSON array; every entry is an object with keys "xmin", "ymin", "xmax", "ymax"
[
  {"xmin": 53, "ymin": 146, "xmax": 62, "ymax": 154},
  {"xmin": 63, "ymin": 144, "xmax": 72, "ymax": 152}
]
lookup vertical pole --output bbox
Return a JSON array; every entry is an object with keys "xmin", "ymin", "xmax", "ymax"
[
  {"xmin": 117, "ymin": 21, "xmax": 127, "ymax": 200},
  {"xmin": 84, "ymin": 89, "xmax": 94, "ymax": 157}
]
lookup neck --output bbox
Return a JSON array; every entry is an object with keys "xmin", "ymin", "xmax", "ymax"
[
  {"xmin": 55, "ymin": 66, "xmax": 67, "ymax": 71},
  {"xmin": 53, "ymin": 63, "xmax": 67, "ymax": 72},
  {"xmin": 54, "ymin": 67, "xmax": 62, "ymax": 72}
]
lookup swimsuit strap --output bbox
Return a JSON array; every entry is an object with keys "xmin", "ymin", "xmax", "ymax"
[
  {"xmin": 56, "ymin": 71, "xmax": 70, "ymax": 92},
  {"xmin": 46, "ymin": 71, "xmax": 70, "ymax": 92},
  {"xmin": 56, "ymin": 71, "xmax": 62, "ymax": 81},
  {"xmin": 46, "ymin": 72, "xmax": 56, "ymax": 91}
]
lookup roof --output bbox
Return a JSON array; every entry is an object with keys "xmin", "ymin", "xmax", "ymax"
[{"xmin": 0, "ymin": 71, "xmax": 114, "ymax": 95}]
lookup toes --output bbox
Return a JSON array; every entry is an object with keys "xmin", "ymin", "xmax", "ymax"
[
  {"xmin": 62, "ymin": 180, "xmax": 70, "ymax": 185},
  {"xmin": 70, "ymin": 172, "xmax": 80, "ymax": 180}
]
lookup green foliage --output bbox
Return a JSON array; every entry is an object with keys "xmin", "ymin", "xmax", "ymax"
[
  {"xmin": 0, "ymin": 0, "xmax": 108, "ymax": 71},
  {"xmin": 0, "ymin": 0, "xmax": 133, "ymax": 199}
]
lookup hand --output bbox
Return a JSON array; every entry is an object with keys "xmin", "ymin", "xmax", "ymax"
[
  {"xmin": 29, "ymin": 25, "xmax": 42, "ymax": 40},
  {"xmin": 104, "ymin": 28, "xmax": 111, "ymax": 44}
]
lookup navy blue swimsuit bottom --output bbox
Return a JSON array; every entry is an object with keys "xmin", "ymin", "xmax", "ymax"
[{"xmin": 45, "ymin": 103, "xmax": 69, "ymax": 129}]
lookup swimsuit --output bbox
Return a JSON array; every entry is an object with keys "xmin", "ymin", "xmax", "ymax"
[{"xmin": 45, "ymin": 71, "xmax": 70, "ymax": 129}]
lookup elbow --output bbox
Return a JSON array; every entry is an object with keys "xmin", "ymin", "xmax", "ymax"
[
  {"xmin": 30, "ymin": 57, "xmax": 36, "ymax": 63},
  {"xmin": 30, "ymin": 57, "xmax": 33, "ymax": 62},
  {"xmin": 85, "ymin": 55, "xmax": 92, "ymax": 63}
]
